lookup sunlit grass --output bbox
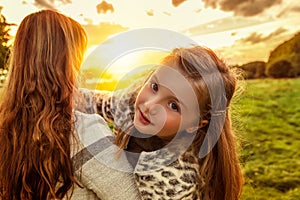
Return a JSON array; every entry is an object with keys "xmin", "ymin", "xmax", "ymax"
[
  {"xmin": 1, "ymin": 69, "xmax": 299, "ymax": 199},
  {"xmin": 233, "ymin": 78, "xmax": 300, "ymax": 200}
]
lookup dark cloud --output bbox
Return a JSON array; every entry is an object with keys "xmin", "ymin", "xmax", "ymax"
[
  {"xmin": 172, "ymin": 0, "xmax": 186, "ymax": 7},
  {"xmin": 219, "ymin": 28, "xmax": 294, "ymax": 65},
  {"xmin": 83, "ymin": 22, "xmax": 127, "ymax": 47},
  {"xmin": 291, "ymin": 6, "xmax": 300, "ymax": 13},
  {"xmin": 96, "ymin": 1, "xmax": 114, "ymax": 14},
  {"xmin": 33, "ymin": 0, "xmax": 55, "ymax": 9},
  {"xmin": 240, "ymin": 27, "xmax": 288, "ymax": 44},
  {"xmin": 277, "ymin": 5, "xmax": 300, "ymax": 18},
  {"xmin": 33, "ymin": 0, "xmax": 71, "ymax": 9},
  {"xmin": 202, "ymin": 0, "xmax": 282, "ymax": 17}
]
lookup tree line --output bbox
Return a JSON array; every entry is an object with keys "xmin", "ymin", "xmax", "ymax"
[
  {"xmin": 0, "ymin": 12, "xmax": 13, "ymax": 69},
  {"xmin": 233, "ymin": 32, "xmax": 300, "ymax": 79}
]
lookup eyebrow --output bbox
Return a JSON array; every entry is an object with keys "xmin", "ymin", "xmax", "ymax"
[{"xmin": 152, "ymin": 75, "xmax": 187, "ymax": 110}]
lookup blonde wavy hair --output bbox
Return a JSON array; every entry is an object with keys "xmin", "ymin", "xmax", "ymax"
[{"xmin": 0, "ymin": 10, "xmax": 87, "ymax": 199}]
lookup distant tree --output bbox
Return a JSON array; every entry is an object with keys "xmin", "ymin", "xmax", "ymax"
[
  {"xmin": 0, "ymin": 12, "xmax": 13, "ymax": 69},
  {"xmin": 266, "ymin": 60, "xmax": 293, "ymax": 78},
  {"xmin": 267, "ymin": 32, "xmax": 300, "ymax": 77},
  {"xmin": 239, "ymin": 61, "xmax": 266, "ymax": 79}
]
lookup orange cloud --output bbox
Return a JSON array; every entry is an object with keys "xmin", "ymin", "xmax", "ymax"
[
  {"xmin": 146, "ymin": 9, "xmax": 154, "ymax": 16},
  {"xmin": 96, "ymin": 1, "xmax": 114, "ymax": 14},
  {"xmin": 172, "ymin": 0, "xmax": 186, "ymax": 7},
  {"xmin": 202, "ymin": 0, "xmax": 282, "ymax": 16},
  {"xmin": 33, "ymin": 0, "xmax": 71, "ymax": 9}
]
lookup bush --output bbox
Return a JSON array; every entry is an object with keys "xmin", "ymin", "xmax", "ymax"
[
  {"xmin": 266, "ymin": 60, "xmax": 294, "ymax": 78},
  {"xmin": 239, "ymin": 61, "xmax": 266, "ymax": 79},
  {"xmin": 267, "ymin": 32, "xmax": 300, "ymax": 78}
]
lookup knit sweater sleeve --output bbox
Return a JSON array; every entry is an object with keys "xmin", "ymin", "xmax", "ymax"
[
  {"xmin": 75, "ymin": 88, "xmax": 115, "ymax": 123},
  {"xmin": 71, "ymin": 111, "xmax": 141, "ymax": 200}
]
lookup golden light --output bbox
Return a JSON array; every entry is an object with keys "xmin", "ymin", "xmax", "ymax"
[{"xmin": 96, "ymin": 50, "xmax": 169, "ymax": 91}]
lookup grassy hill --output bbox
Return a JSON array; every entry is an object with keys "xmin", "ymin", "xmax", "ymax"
[
  {"xmin": 267, "ymin": 33, "xmax": 300, "ymax": 77},
  {"xmin": 233, "ymin": 78, "xmax": 300, "ymax": 199},
  {"xmin": 236, "ymin": 32, "xmax": 300, "ymax": 79}
]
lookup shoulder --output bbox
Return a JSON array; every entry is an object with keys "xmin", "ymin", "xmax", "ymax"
[{"xmin": 134, "ymin": 148, "xmax": 204, "ymax": 200}]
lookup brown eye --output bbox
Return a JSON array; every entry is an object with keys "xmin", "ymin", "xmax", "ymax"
[
  {"xmin": 168, "ymin": 102, "xmax": 179, "ymax": 112},
  {"xmin": 151, "ymin": 82, "xmax": 158, "ymax": 92}
]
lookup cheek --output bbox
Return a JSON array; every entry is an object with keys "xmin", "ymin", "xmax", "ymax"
[
  {"xmin": 161, "ymin": 113, "xmax": 181, "ymax": 131},
  {"xmin": 180, "ymin": 112, "xmax": 199, "ymax": 129}
]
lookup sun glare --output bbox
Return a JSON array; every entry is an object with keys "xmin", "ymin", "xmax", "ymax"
[
  {"xmin": 107, "ymin": 50, "xmax": 168, "ymax": 77},
  {"xmin": 81, "ymin": 49, "xmax": 169, "ymax": 91},
  {"xmin": 98, "ymin": 50, "xmax": 169, "ymax": 90}
]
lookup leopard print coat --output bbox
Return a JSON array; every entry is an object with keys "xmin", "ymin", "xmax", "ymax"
[{"xmin": 75, "ymin": 87, "xmax": 205, "ymax": 200}]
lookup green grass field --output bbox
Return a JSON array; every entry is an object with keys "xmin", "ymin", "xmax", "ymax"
[
  {"xmin": 1, "ymin": 78, "xmax": 299, "ymax": 199},
  {"xmin": 232, "ymin": 78, "xmax": 300, "ymax": 200}
]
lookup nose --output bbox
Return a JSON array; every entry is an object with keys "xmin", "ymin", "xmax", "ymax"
[{"xmin": 143, "ymin": 96, "xmax": 161, "ymax": 115}]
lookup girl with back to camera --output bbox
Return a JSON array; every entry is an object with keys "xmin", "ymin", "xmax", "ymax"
[
  {"xmin": 0, "ymin": 10, "xmax": 140, "ymax": 200},
  {"xmin": 78, "ymin": 45, "xmax": 244, "ymax": 200}
]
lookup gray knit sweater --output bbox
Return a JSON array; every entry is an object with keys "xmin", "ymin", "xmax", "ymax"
[{"xmin": 66, "ymin": 111, "xmax": 141, "ymax": 200}]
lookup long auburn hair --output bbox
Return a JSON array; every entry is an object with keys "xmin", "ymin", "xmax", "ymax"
[
  {"xmin": 115, "ymin": 46, "xmax": 243, "ymax": 200},
  {"xmin": 0, "ymin": 10, "xmax": 87, "ymax": 199}
]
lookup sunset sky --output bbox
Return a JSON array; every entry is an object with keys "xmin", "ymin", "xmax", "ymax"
[{"xmin": 1, "ymin": 0, "xmax": 299, "ymax": 67}]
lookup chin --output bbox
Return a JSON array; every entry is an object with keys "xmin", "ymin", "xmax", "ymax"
[
  {"xmin": 134, "ymin": 124, "xmax": 152, "ymax": 135},
  {"xmin": 134, "ymin": 124, "xmax": 146, "ymax": 134}
]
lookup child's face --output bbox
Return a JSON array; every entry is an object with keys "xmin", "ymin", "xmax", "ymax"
[{"xmin": 133, "ymin": 65, "xmax": 200, "ymax": 142}]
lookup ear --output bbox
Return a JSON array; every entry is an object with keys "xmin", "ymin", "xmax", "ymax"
[
  {"xmin": 200, "ymin": 120, "xmax": 209, "ymax": 128},
  {"xmin": 185, "ymin": 120, "xmax": 209, "ymax": 133}
]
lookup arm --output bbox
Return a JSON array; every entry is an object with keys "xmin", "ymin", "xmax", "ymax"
[
  {"xmin": 75, "ymin": 87, "xmax": 137, "ymax": 131},
  {"xmin": 75, "ymin": 88, "xmax": 115, "ymax": 123},
  {"xmin": 72, "ymin": 111, "xmax": 141, "ymax": 200}
]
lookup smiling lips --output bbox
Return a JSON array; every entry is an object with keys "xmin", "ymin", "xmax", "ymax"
[{"xmin": 138, "ymin": 109, "xmax": 151, "ymax": 125}]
